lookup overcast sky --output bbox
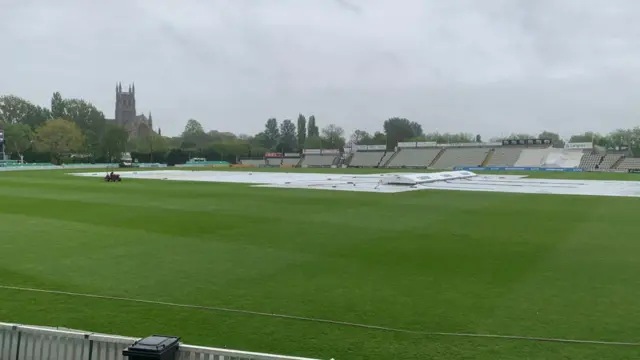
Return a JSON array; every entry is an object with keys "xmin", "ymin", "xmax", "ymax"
[{"xmin": 2, "ymin": 0, "xmax": 640, "ymax": 139}]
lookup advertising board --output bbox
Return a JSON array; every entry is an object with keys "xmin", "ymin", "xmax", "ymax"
[
  {"xmin": 303, "ymin": 149, "xmax": 321, "ymax": 155},
  {"xmin": 565, "ymin": 142, "xmax": 593, "ymax": 150},
  {"xmin": 415, "ymin": 142, "xmax": 437, "ymax": 147},
  {"xmin": 321, "ymin": 149, "xmax": 340, "ymax": 155},
  {"xmin": 502, "ymin": 139, "xmax": 552, "ymax": 146},
  {"xmin": 397, "ymin": 142, "xmax": 416, "ymax": 148}
]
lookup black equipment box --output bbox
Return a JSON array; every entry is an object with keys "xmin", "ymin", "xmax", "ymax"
[{"xmin": 122, "ymin": 335, "xmax": 180, "ymax": 360}]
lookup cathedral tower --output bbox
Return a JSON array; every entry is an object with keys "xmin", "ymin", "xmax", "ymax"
[{"xmin": 115, "ymin": 82, "xmax": 136, "ymax": 126}]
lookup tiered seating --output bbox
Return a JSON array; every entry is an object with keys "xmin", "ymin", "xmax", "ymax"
[
  {"xmin": 282, "ymin": 157, "xmax": 300, "ymax": 166},
  {"xmin": 348, "ymin": 151, "xmax": 385, "ymax": 167},
  {"xmin": 378, "ymin": 151, "xmax": 395, "ymax": 166},
  {"xmin": 431, "ymin": 148, "xmax": 490, "ymax": 169},
  {"xmin": 301, "ymin": 154, "xmax": 337, "ymax": 167},
  {"xmin": 486, "ymin": 148, "xmax": 523, "ymax": 167},
  {"xmin": 542, "ymin": 149, "xmax": 584, "ymax": 168},
  {"xmin": 240, "ymin": 159, "xmax": 264, "ymax": 165},
  {"xmin": 579, "ymin": 152, "xmax": 602, "ymax": 170},
  {"xmin": 386, "ymin": 148, "xmax": 441, "ymax": 168},
  {"xmin": 615, "ymin": 157, "xmax": 640, "ymax": 170},
  {"xmin": 599, "ymin": 154, "xmax": 623, "ymax": 169},
  {"xmin": 514, "ymin": 148, "xmax": 553, "ymax": 167}
]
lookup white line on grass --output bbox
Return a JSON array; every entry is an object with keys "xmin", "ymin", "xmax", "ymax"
[{"xmin": 1, "ymin": 284, "xmax": 638, "ymax": 347}]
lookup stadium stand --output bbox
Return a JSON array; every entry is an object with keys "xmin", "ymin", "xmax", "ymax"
[
  {"xmin": 542, "ymin": 149, "xmax": 584, "ymax": 168},
  {"xmin": 486, "ymin": 147, "xmax": 523, "ymax": 167},
  {"xmin": 239, "ymin": 159, "xmax": 264, "ymax": 166},
  {"xmin": 599, "ymin": 153, "xmax": 624, "ymax": 169},
  {"xmin": 353, "ymin": 138, "xmax": 634, "ymax": 171},
  {"xmin": 579, "ymin": 151, "xmax": 602, "ymax": 170},
  {"xmin": 378, "ymin": 151, "xmax": 395, "ymax": 167},
  {"xmin": 282, "ymin": 157, "xmax": 300, "ymax": 166},
  {"xmin": 513, "ymin": 147, "xmax": 554, "ymax": 167},
  {"xmin": 614, "ymin": 156, "xmax": 640, "ymax": 170},
  {"xmin": 431, "ymin": 147, "xmax": 491, "ymax": 169},
  {"xmin": 301, "ymin": 154, "xmax": 338, "ymax": 167},
  {"xmin": 235, "ymin": 140, "xmax": 629, "ymax": 171},
  {"xmin": 386, "ymin": 148, "xmax": 441, "ymax": 168},
  {"xmin": 348, "ymin": 151, "xmax": 385, "ymax": 167}
]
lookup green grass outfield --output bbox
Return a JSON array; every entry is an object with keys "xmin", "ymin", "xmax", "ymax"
[{"xmin": 2, "ymin": 168, "xmax": 640, "ymax": 360}]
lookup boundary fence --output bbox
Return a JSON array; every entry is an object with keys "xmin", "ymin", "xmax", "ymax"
[{"xmin": 0, "ymin": 322, "xmax": 321, "ymax": 360}]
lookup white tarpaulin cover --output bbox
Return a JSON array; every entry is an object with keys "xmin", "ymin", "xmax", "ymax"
[{"xmin": 71, "ymin": 170, "xmax": 640, "ymax": 198}]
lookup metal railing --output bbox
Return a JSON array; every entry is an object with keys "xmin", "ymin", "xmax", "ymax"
[{"xmin": 0, "ymin": 322, "xmax": 322, "ymax": 360}]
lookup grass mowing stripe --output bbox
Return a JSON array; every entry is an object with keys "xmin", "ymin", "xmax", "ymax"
[
  {"xmin": 2, "ymin": 284, "xmax": 640, "ymax": 347},
  {"xmin": 4, "ymin": 168, "xmax": 640, "ymax": 359}
]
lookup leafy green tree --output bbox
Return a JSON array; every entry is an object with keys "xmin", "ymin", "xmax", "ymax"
[
  {"xmin": 208, "ymin": 140, "xmax": 251, "ymax": 160},
  {"xmin": 0, "ymin": 95, "xmax": 50, "ymax": 128},
  {"xmin": 307, "ymin": 115, "xmax": 319, "ymax": 137},
  {"xmin": 64, "ymin": 99, "xmax": 106, "ymax": 130},
  {"xmin": 304, "ymin": 135, "xmax": 323, "ymax": 149},
  {"xmin": 250, "ymin": 132, "xmax": 270, "ymax": 149},
  {"xmin": 133, "ymin": 133, "xmax": 169, "ymax": 162},
  {"xmin": 538, "ymin": 131, "xmax": 564, "ymax": 147},
  {"xmin": 246, "ymin": 134, "xmax": 270, "ymax": 157},
  {"xmin": 351, "ymin": 130, "xmax": 379, "ymax": 145},
  {"xmin": 607, "ymin": 129, "xmax": 631, "ymax": 147},
  {"xmin": 207, "ymin": 130, "xmax": 236, "ymax": 142},
  {"xmin": 50, "ymin": 92, "xmax": 65, "ymax": 119},
  {"xmin": 34, "ymin": 119, "xmax": 85, "ymax": 162},
  {"xmin": 409, "ymin": 122, "xmax": 423, "ymax": 137},
  {"xmin": 383, "ymin": 117, "xmax": 422, "ymax": 149},
  {"xmin": 371, "ymin": 131, "xmax": 387, "ymax": 145},
  {"xmin": 3, "ymin": 123, "xmax": 34, "ymax": 159},
  {"xmin": 321, "ymin": 124, "xmax": 345, "ymax": 149},
  {"xmin": 297, "ymin": 114, "xmax": 307, "ymax": 150},
  {"xmin": 183, "ymin": 118, "xmax": 205, "ymax": 135},
  {"xmin": 101, "ymin": 124, "xmax": 129, "ymax": 162},
  {"xmin": 279, "ymin": 119, "xmax": 297, "ymax": 151},
  {"xmin": 264, "ymin": 118, "xmax": 280, "ymax": 149},
  {"xmin": 167, "ymin": 136, "xmax": 183, "ymax": 149},
  {"xmin": 181, "ymin": 119, "xmax": 209, "ymax": 149},
  {"xmin": 63, "ymin": 99, "xmax": 107, "ymax": 154},
  {"xmin": 569, "ymin": 132, "xmax": 599, "ymax": 143}
]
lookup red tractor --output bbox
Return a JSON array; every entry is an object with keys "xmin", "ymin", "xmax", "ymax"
[{"xmin": 104, "ymin": 172, "xmax": 121, "ymax": 182}]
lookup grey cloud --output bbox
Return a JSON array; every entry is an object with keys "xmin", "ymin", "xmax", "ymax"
[
  {"xmin": 2, "ymin": 0, "xmax": 640, "ymax": 138},
  {"xmin": 333, "ymin": 0, "xmax": 364, "ymax": 14}
]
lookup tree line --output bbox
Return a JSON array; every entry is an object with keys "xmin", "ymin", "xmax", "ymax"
[
  {"xmin": 0, "ymin": 93, "xmax": 164, "ymax": 163},
  {"xmin": 1, "ymin": 92, "xmax": 639, "ymax": 164}
]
